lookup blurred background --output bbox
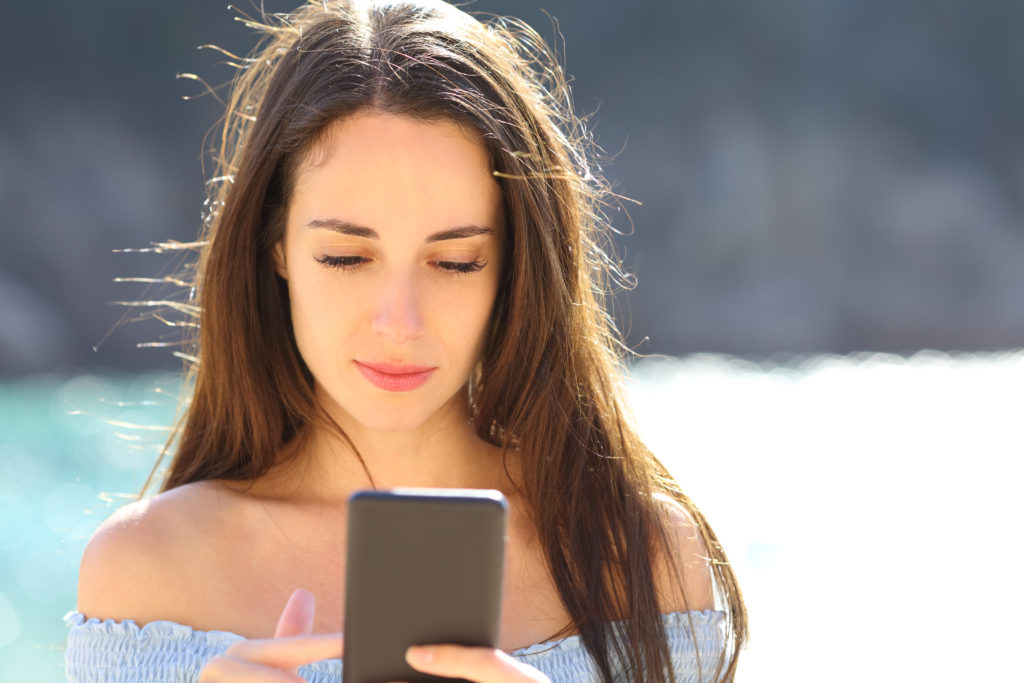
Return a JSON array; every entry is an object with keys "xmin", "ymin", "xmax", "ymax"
[
  {"xmin": 1, "ymin": 0, "xmax": 1021, "ymax": 680},
  {"xmin": 3, "ymin": 0, "xmax": 1024, "ymax": 371}
]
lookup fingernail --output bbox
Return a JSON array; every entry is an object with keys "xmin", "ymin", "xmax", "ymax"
[{"xmin": 406, "ymin": 645, "xmax": 433, "ymax": 665}]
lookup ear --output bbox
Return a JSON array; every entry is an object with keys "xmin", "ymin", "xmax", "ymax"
[{"xmin": 272, "ymin": 241, "xmax": 288, "ymax": 280}]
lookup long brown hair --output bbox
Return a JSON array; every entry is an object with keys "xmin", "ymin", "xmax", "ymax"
[{"xmin": 152, "ymin": 1, "xmax": 746, "ymax": 680}]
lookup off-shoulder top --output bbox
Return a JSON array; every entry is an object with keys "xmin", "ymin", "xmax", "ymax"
[{"xmin": 64, "ymin": 609, "xmax": 726, "ymax": 682}]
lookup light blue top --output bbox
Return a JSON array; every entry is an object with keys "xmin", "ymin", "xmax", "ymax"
[{"xmin": 64, "ymin": 609, "xmax": 726, "ymax": 682}]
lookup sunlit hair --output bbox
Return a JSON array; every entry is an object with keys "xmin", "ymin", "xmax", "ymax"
[{"xmin": 149, "ymin": 1, "xmax": 746, "ymax": 680}]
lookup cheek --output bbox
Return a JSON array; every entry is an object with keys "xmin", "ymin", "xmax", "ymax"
[
  {"xmin": 285, "ymin": 266, "xmax": 361, "ymax": 363},
  {"xmin": 286, "ymin": 279, "xmax": 322, "ymax": 368},
  {"xmin": 437, "ymin": 279, "xmax": 499, "ymax": 353}
]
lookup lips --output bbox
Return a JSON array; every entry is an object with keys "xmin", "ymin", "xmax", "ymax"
[{"xmin": 354, "ymin": 361, "xmax": 437, "ymax": 392}]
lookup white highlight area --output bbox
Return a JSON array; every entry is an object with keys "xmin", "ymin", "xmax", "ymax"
[{"xmin": 628, "ymin": 350, "xmax": 1023, "ymax": 682}]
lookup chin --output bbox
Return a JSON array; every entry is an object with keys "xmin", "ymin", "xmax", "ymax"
[
  {"xmin": 352, "ymin": 409, "xmax": 436, "ymax": 433},
  {"xmin": 318, "ymin": 385, "xmax": 468, "ymax": 436}
]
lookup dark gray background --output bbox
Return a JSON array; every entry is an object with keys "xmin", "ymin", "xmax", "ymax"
[{"xmin": 3, "ymin": 0, "xmax": 1023, "ymax": 375}]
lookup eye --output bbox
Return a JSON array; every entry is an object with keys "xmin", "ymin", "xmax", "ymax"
[
  {"xmin": 434, "ymin": 259, "xmax": 486, "ymax": 275},
  {"xmin": 315, "ymin": 254, "xmax": 368, "ymax": 270}
]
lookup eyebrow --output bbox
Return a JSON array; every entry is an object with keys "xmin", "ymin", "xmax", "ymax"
[{"xmin": 306, "ymin": 218, "xmax": 493, "ymax": 242}]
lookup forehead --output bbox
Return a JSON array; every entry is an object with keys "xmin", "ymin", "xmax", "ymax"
[
  {"xmin": 290, "ymin": 112, "xmax": 502, "ymax": 226},
  {"xmin": 299, "ymin": 111, "xmax": 493, "ymax": 171}
]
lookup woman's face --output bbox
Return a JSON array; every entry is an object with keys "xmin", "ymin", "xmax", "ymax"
[{"xmin": 275, "ymin": 111, "xmax": 503, "ymax": 435}]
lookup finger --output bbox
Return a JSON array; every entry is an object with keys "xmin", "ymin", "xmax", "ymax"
[
  {"xmin": 274, "ymin": 588, "xmax": 316, "ymax": 639},
  {"xmin": 406, "ymin": 645, "xmax": 551, "ymax": 683},
  {"xmin": 199, "ymin": 654, "xmax": 306, "ymax": 682},
  {"xmin": 223, "ymin": 633, "xmax": 343, "ymax": 668}
]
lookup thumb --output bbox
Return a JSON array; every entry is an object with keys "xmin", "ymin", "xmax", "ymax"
[{"xmin": 274, "ymin": 588, "xmax": 316, "ymax": 639}]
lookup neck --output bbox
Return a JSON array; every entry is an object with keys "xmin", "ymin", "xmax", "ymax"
[{"xmin": 260, "ymin": 393, "xmax": 513, "ymax": 504}]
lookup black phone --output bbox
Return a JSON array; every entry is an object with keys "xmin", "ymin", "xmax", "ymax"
[{"xmin": 343, "ymin": 488, "xmax": 508, "ymax": 683}]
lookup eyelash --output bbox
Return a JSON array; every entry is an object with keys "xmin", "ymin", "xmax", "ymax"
[
  {"xmin": 313, "ymin": 254, "xmax": 486, "ymax": 275},
  {"xmin": 314, "ymin": 255, "xmax": 365, "ymax": 269},
  {"xmin": 437, "ymin": 260, "xmax": 486, "ymax": 274}
]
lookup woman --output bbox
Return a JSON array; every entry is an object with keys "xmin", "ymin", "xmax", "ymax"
[{"xmin": 65, "ymin": 1, "xmax": 746, "ymax": 681}]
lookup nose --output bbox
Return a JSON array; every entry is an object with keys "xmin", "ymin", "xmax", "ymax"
[{"xmin": 371, "ymin": 270, "xmax": 425, "ymax": 344}]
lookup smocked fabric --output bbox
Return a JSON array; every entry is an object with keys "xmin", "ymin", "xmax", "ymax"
[{"xmin": 64, "ymin": 609, "xmax": 726, "ymax": 682}]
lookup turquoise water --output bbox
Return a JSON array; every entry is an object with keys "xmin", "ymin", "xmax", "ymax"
[
  {"xmin": 0, "ymin": 372, "xmax": 180, "ymax": 682},
  {"xmin": 3, "ymin": 351, "xmax": 1022, "ymax": 681}
]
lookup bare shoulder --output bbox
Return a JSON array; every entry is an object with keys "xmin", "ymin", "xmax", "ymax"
[
  {"xmin": 76, "ymin": 480, "xmax": 240, "ymax": 625},
  {"xmin": 650, "ymin": 491, "xmax": 715, "ymax": 613}
]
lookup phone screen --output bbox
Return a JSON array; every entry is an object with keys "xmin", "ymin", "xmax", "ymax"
[{"xmin": 343, "ymin": 488, "xmax": 508, "ymax": 683}]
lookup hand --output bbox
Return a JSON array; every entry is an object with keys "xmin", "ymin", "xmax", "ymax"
[
  {"xmin": 198, "ymin": 589, "xmax": 343, "ymax": 682},
  {"xmin": 404, "ymin": 644, "xmax": 552, "ymax": 683}
]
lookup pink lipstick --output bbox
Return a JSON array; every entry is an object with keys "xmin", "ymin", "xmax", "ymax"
[{"xmin": 354, "ymin": 361, "xmax": 436, "ymax": 392}]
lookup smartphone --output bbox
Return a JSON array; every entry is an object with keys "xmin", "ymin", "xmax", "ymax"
[{"xmin": 343, "ymin": 488, "xmax": 508, "ymax": 683}]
